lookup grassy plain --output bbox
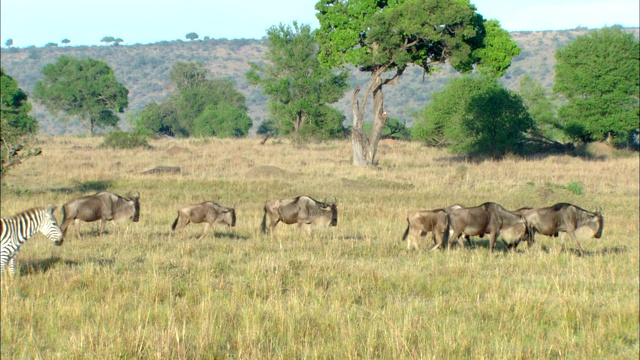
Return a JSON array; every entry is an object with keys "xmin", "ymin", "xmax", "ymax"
[{"xmin": 1, "ymin": 136, "xmax": 638, "ymax": 359}]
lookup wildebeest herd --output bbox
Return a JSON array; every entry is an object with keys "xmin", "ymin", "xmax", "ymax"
[
  {"xmin": 1, "ymin": 189, "xmax": 604, "ymax": 276},
  {"xmin": 402, "ymin": 202, "xmax": 604, "ymax": 254}
]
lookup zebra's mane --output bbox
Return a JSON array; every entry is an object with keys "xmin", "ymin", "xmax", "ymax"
[{"xmin": 3, "ymin": 207, "xmax": 46, "ymax": 220}]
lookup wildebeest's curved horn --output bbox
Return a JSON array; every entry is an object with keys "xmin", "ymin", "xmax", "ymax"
[{"xmin": 133, "ymin": 191, "xmax": 140, "ymax": 198}]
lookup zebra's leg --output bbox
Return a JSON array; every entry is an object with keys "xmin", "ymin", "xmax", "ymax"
[
  {"xmin": 9, "ymin": 257, "xmax": 17, "ymax": 275},
  {"xmin": 0, "ymin": 255, "xmax": 7, "ymax": 274}
]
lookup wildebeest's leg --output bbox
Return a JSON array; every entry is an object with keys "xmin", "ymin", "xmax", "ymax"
[
  {"xmin": 489, "ymin": 231, "xmax": 499, "ymax": 252},
  {"xmin": 298, "ymin": 221, "xmax": 312, "ymax": 235},
  {"xmin": 197, "ymin": 223, "xmax": 210, "ymax": 240},
  {"xmin": 432, "ymin": 231, "xmax": 446, "ymax": 252},
  {"xmin": 430, "ymin": 232, "xmax": 444, "ymax": 251},
  {"xmin": 566, "ymin": 231, "xmax": 584, "ymax": 255},
  {"xmin": 465, "ymin": 235, "xmax": 473, "ymax": 246},
  {"xmin": 99, "ymin": 219, "xmax": 107, "ymax": 236},
  {"xmin": 60, "ymin": 217, "xmax": 72, "ymax": 237},
  {"xmin": 440, "ymin": 229, "xmax": 460, "ymax": 251},
  {"xmin": 172, "ymin": 213, "xmax": 190, "ymax": 236},
  {"xmin": 74, "ymin": 219, "xmax": 83, "ymax": 240},
  {"xmin": 268, "ymin": 218, "xmax": 280, "ymax": 234},
  {"xmin": 408, "ymin": 228, "xmax": 421, "ymax": 250},
  {"xmin": 455, "ymin": 231, "xmax": 466, "ymax": 249}
]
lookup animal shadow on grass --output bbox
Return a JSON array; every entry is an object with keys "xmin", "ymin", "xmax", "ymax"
[
  {"xmin": 459, "ymin": 239, "xmax": 517, "ymax": 253},
  {"xmin": 562, "ymin": 245, "xmax": 628, "ymax": 257},
  {"xmin": 51, "ymin": 180, "xmax": 113, "ymax": 194},
  {"xmin": 337, "ymin": 233, "xmax": 370, "ymax": 241},
  {"xmin": 19, "ymin": 257, "xmax": 79, "ymax": 276},
  {"xmin": 170, "ymin": 231, "xmax": 249, "ymax": 241}
]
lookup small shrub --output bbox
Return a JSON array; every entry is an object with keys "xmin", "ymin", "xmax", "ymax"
[
  {"xmin": 99, "ymin": 130, "xmax": 150, "ymax": 149},
  {"xmin": 566, "ymin": 180, "xmax": 584, "ymax": 196}
]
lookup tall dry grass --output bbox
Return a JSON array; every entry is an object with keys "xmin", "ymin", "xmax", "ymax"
[{"xmin": 1, "ymin": 136, "xmax": 638, "ymax": 359}]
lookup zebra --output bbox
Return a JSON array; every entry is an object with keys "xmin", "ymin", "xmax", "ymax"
[{"xmin": 1, "ymin": 205, "xmax": 64, "ymax": 275}]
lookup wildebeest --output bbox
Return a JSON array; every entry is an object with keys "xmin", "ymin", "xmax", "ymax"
[
  {"xmin": 401, "ymin": 209, "xmax": 449, "ymax": 250},
  {"xmin": 261, "ymin": 196, "xmax": 337, "ymax": 234},
  {"xmin": 516, "ymin": 203, "xmax": 603, "ymax": 255},
  {"xmin": 60, "ymin": 191, "xmax": 140, "ymax": 239},
  {"xmin": 442, "ymin": 202, "xmax": 530, "ymax": 252},
  {"xmin": 171, "ymin": 201, "xmax": 236, "ymax": 239}
]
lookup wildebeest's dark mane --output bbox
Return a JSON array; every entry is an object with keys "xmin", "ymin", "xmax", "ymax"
[
  {"xmin": 552, "ymin": 202, "xmax": 599, "ymax": 216},
  {"xmin": 293, "ymin": 195, "xmax": 334, "ymax": 207}
]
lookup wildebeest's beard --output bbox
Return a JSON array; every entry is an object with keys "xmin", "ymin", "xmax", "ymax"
[
  {"xmin": 230, "ymin": 210, "xmax": 237, "ymax": 227},
  {"xmin": 132, "ymin": 199, "xmax": 140, "ymax": 222}
]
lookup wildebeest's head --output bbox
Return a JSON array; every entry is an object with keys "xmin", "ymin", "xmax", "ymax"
[
  {"xmin": 328, "ymin": 203, "xmax": 338, "ymax": 226},
  {"xmin": 218, "ymin": 205, "xmax": 236, "ymax": 227},
  {"xmin": 228, "ymin": 207, "xmax": 237, "ymax": 227},
  {"xmin": 125, "ymin": 191, "xmax": 141, "ymax": 222},
  {"xmin": 593, "ymin": 207, "xmax": 604, "ymax": 239}
]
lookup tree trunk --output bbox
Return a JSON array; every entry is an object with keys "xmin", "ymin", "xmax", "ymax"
[
  {"xmin": 351, "ymin": 71, "xmax": 389, "ymax": 166},
  {"xmin": 293, "ymin": 112, "xmax": 307, "ymax": 133},
  {"xmin": 368, "ymin": 81, "xmax": 388, "ymax": 165},
  {"xmin": 351, "ymin": 88, "xmax": 369, "ymax": 166},
  {"xmin": 88, "ymin": 118, "xmax": 95, "ymax": 137}
]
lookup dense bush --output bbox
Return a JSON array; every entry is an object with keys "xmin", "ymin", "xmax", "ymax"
[
  {"xmin": 99, "ymin": 130, "xmax": 150, "ymax": 149},
  {"xmin": 412, "ymin": 76, "xmax": 534, "ymax": 158}
]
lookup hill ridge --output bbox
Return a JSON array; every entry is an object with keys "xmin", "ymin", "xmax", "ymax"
[{"xmin": 1, "ymin": 28, "xmax": 638, "ymax": 135}]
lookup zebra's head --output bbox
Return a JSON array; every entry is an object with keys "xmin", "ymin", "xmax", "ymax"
[{"xmin": 41, "ymin": 205, "xmax": 64, "ymax": 246}]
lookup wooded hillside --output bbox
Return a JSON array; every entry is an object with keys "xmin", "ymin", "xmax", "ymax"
[{"xmin": 1, "ymin": 28, "xmax": 637, "ymax": 136}]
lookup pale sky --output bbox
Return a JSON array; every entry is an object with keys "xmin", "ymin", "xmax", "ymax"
[{"xmin": 1, "ymin": 0, "xmax": 638, "ymax": 48}]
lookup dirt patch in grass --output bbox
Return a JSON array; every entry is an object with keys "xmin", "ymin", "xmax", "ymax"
[{"xmin": 245, "ymin": 165, "xmax": 288, "ymax": 178}]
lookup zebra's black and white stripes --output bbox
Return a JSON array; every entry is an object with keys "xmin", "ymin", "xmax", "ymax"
[{"xmin": 1, "ymin": 205, "xmax": 64, "ymax": 275}]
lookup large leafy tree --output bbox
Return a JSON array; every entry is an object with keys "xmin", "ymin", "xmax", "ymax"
[
  {"xmin": 412, "ymin": 76, "xmax": 534, "ymax": 158},
  {"xmin": 135, "ymin": 62, "xmax": 252, "ymax": 138},
  {"xmin": 315, "ymin": 0, "xmax": 520, "ymax": 165},
  {"xmin": 553, "ymin": 26, "xmax": 639, "ymax": 143},
  {"xmin": 517, "ymin": 75, "xmax": 571, "ymax": 147},
  {"xmin": 246, "ymin": 22, "xmax": 349, "ymax": 139},
  {"xmin": 34, "ymin": 56, "xmax": 129, "ymax": 136},
  {"xmin": 1, "ymin": 68, "xmax": 41, "ymax": 178}
]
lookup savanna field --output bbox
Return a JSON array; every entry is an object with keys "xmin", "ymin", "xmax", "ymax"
[{"xmin": 1, "ymin": 136, "xmax": 638, "ymax": 359}]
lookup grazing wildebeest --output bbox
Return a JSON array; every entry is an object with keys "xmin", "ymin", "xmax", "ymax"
[
  {"xmin": 516, "ymin": 203, "xmax": 603, "ymax": 255},
  {"xmin": 401, "ymin": 209, "xmax": 449, "ymax": 250},
  {"xmin": 60, "ymin": 191, "xmax": 140, "ymax": 239},
  {"xmin": 442, "ymin": 202, "xmax": 529, "ymax": 252},
  {"xmin": 261, "ymin": 196, "xmax": 337, "ymax": 234},
  {"xmin": 171, "ymin": 201, "xmax": 236, "ymax": 239}
]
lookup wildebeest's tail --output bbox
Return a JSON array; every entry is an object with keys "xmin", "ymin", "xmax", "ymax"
[
  {"xmin": 260, "ymin": 206, "xmax": 268, "ymax": 234},
  {"xmin": 401, "ymin": 219, "xmax": 410, "ymax": 241},
  {"xmin": 171, "ymin": 213, "xmax": 179, "ymax": 231},
  {"xmin": 443, "ymin": 213, "xmax": 450, "ymax": 246}
]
